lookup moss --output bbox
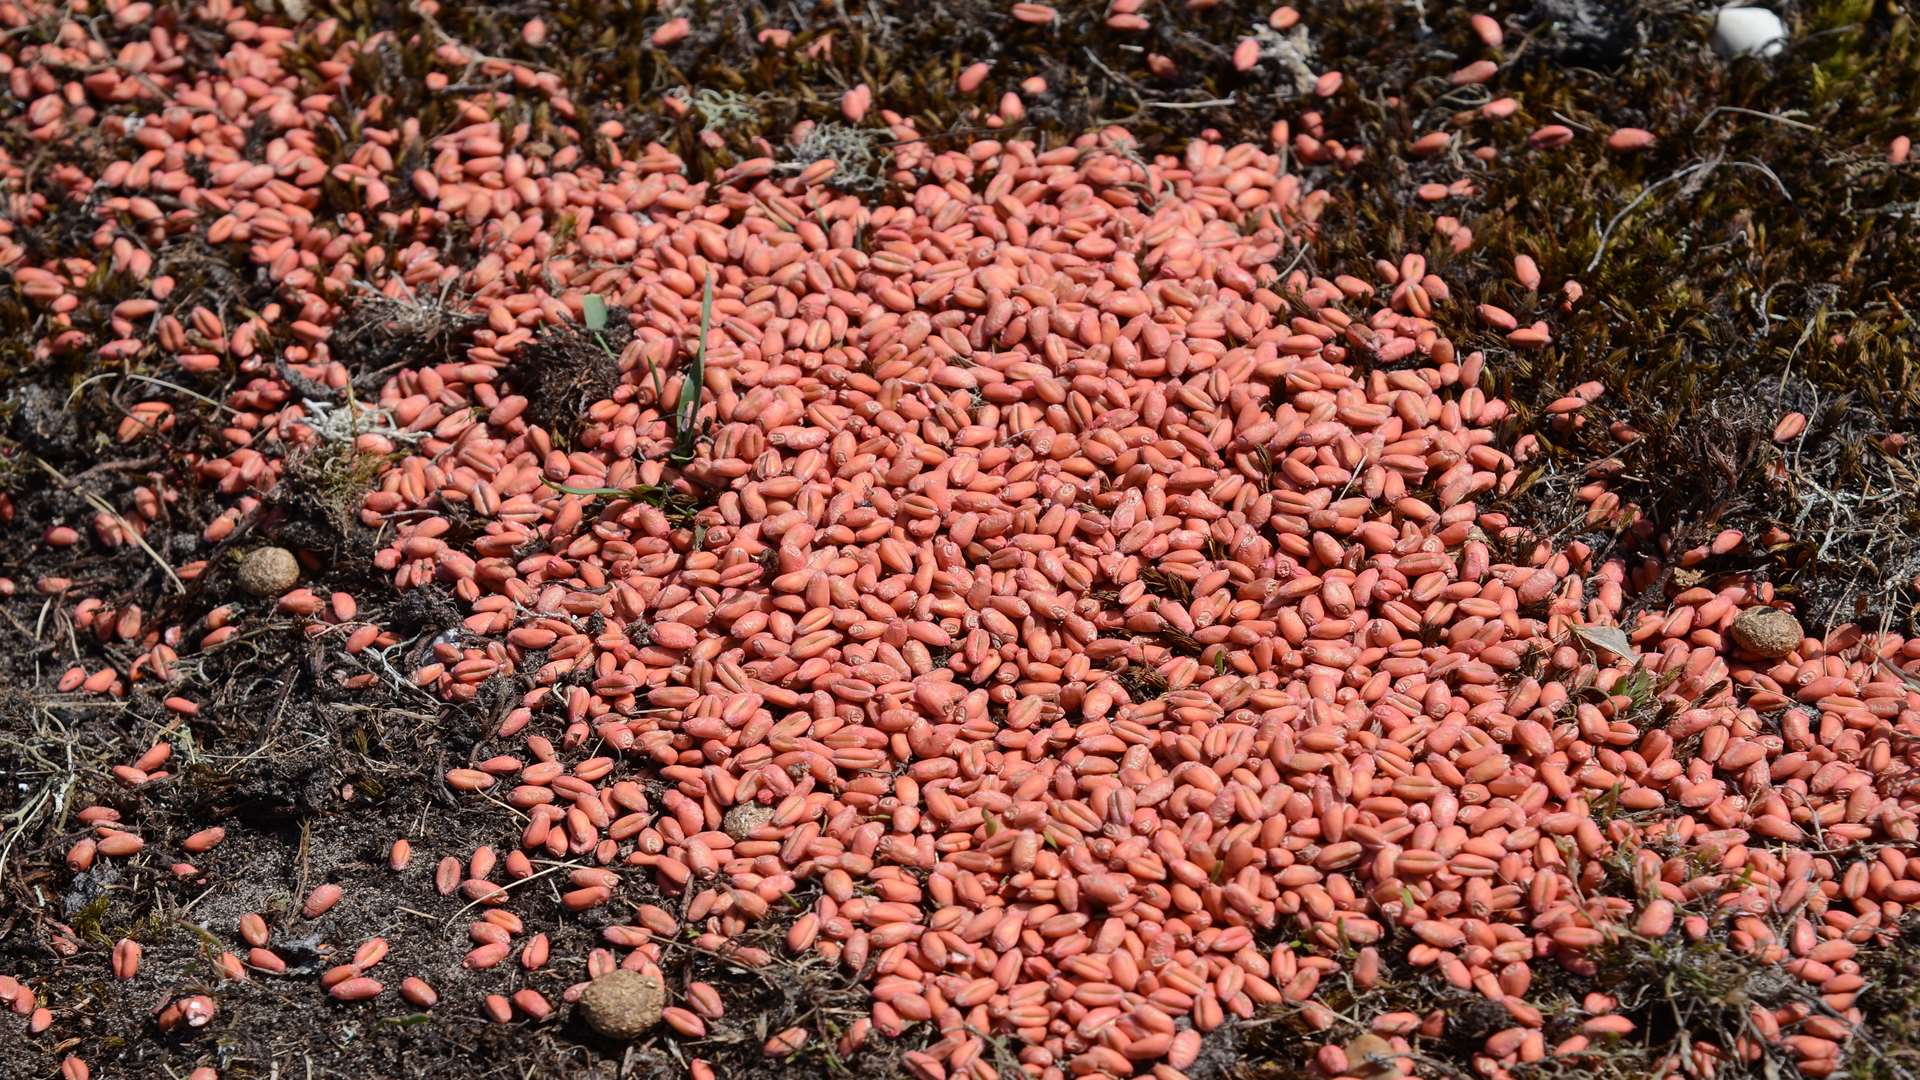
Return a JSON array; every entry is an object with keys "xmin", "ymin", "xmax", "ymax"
[
  {"xmin": 1300, "ymin": 0, "xmax": 1920, "ymax": 631},
  {"xmin": 1847, "ymin": 924, "xmax": 1920, "ymax": 1078},
  {"xmin": 1229, "ymin": 923, "xmax": 1823, "ymax": 1080},
  {"xmin": 278, "ymin": 439, "xmax": 388, "ymax": 548}
]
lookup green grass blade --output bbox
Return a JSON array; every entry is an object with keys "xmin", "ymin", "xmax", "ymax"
[{"xmin": 673, "ymin": 270, "xmax": 714, "ymax": 465}]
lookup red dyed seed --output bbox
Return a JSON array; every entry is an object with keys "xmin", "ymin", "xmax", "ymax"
[
  {"xmin": 321, "ymin": 964, "xmax": 359, "ymax": 990},
  {"xmin": 238, "ymin": 914, "xmax": 270, "ymax": 947},
  {"xmin": 97, "ymin": 832, "xmax": 144, "ymax": 857},
  {"xmin": 434, "ymin": 858, "xmax": 461, "ymax": 895},
  {"xmin": 111, "ymin": 938, "xmax": 141, "ymax": 980},
  {"xmin": 663, "ymin": 1007, "xmax": 707, "ymax": 1037},
  {"xmin": 182, "ymin": 827, "xmax": 226, "ymax": 853},
  {"xmin": 466, "ymin": 942, "xmax": 511, "ymax": 969},
  {"xmin": 765, "ymin": 1027, "xmax": 808, "ymax": 1056},
  {"xmin": 1451, "ymin": 59, "xmax": 1497, "ymax": 85},
  {"xmin": 1529, "ymin": 124, "xmax": 1574, "ymax": 148},
  {"xmin": 302, "ymin": 884, "xmax": 342, "ymax": 918},
  {"xmin": 520, "ymin": 933, "xmax": 551, "ymax": 971},
  {"xmin": 513, "ymin": 988, "xmax": 552, "ymax": 1021},
  {"xmin": 353, "ymin": 938, "xmax": 389, "ymax": 969},
  {"xmin": 1606, "ymin": 127, "xmax": 1656, "ymax": 152},
  {"xmin": 400, "ymin": 977, "xmax": 438, "ymax": 1008},
  {"xmin": 330, "ymin": 977, "xmax": 384, "ymax": 1002}
]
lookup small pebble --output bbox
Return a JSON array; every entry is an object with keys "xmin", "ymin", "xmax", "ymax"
[{"xmin": 577, "ymin": 970, "xmax": 665, "ymax": 1039}]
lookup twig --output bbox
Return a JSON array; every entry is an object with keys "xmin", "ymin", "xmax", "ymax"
[
  {"xmin": 291, "ymin": 819, "xmax": 312, "ymax": 918},
  {"xmin": 1880, "ymin": 656, "xmax": 1920, "ymax": 694},
  {"xmin": 1082, "ymin": 47, "xmax": 1144, "ymax": 109},
  {"xmin": 30, "ymin": 456, "xmax": 185, "ymax": 594},
  {"xmin": 1587, "ymin": 162, "xmax": 1709, "ymax": 272},
  {"xmin": 0, "ymin": 785, "xmax": 53, "ymax": 888},
  {"xmin": 1723, "ymin": 159, "xmax": 1794, "ymax": 202},
  {"xmin": 83, "ymin": 490, "xmax": 185, "ymax": 594},
  {"xmin": 69, "ymin": 372, "xmax": 238, "ymax": 416},
  {"xmin": 65, "ymin": 456, "xmax": 164, "ymax": 484},
  {"xmin": 1588, "ymin": 153, "xmax": 1796, "ymax": 273},
  {"xmin": 441, "ymin": 859, "xmax": 583, "ymax": 927},
  {"xmin": 1145, "ymin": 95, "xmax": 1237, "ymax": 110},
  {"xmin": 1693, "ymin": 105, "xmax": 1820, "ymax": 134}
]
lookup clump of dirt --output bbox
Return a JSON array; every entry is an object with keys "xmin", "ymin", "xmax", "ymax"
[
  {"xmin": 270, "ymin": 438, "xmax": 390, "ymax": 559},
  {"xmin": 330, "ymin": 290, "xmax": 485, "ymax": 395},
  {"xmin": 506, "ymin": 317, "xmax": 633, "ymax": 442},
  {"xmin": 1525, "ymin": 0, "xmax": 1651, "ymax": 65}
]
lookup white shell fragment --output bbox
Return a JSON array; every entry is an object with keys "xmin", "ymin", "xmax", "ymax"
[{"xmin": 1712, "ymin": 6, "xmax": 1787, "ymax": 59}]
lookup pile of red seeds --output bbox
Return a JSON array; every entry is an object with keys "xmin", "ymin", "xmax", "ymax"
[{"xmin": 4, "ymin": 2, "xmax": 1919, "ymax": 1080}]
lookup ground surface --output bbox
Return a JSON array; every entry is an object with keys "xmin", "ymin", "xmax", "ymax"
[{"xmin": 2, "ymin": 0, "xmax": 1918, "ymax": 1078}]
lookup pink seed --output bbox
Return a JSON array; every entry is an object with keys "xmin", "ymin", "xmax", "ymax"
[
  {"xmin": 329, "ymin": 977, "xmax": 384, "ymax": 1002},
  {"xmin": 512, "ymin": 988, "xmax": 552, "ymax": 1021},
  {"xmin": 650, "ymin": 17, "xmax": 690, "ymax": 46},
  {"xmin": 1606, "ymin": 127, "xmax": 1656, "ymax": 152},
  {"xmin": 401, "ymin": 977, "xmax": 438, "ymax": 1008},
  {"xmin": 663, "ymin": 1006, "xmax": 708, "ymax": 1037},
  {"xmin": 111, "ymin": 938, "xmax": 141, "ymax": 980},
  {"xmin": 435, "ymin": 857, "xmax": 461, "ymax": 895},
  {"xmin": 957, "ymin": 62, "xmax": 991, "ymax": 94},
  {"xmin": 302, "ymin": 884, "xmax": 342, "ymax": 918},
  {"xmin": 97, "ymin": 832, "xmax": 144, "ymax": 857},
  {"xmin": 182, "ymin": 827, "xmax": 226, "ymax": 853},
  {"xmin": 238, "ymin": 913, "xmax": 269, "ymax": 947},
  {"xmin": 1514, "ymin": 254, "xmax": 1542, "ymax": 290},
  {"xmin": 1451, "ymin": 59, "xmax": 1498, "ymax": 85},
  {"xmin": 1529, "ymin": 124, "xmax": 1574, "ymax": 148},
  {"xmin": 353, "ymin": 938, "xmax": 390, "ymax": 969}
]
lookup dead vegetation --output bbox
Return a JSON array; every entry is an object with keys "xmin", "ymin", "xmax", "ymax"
[
  {"xmin": 506, "ymin": 317, "xmax": 633, "ymax": 443},
  {"xmin": 330, "ymin": 286, "xmax": 486, "ymax": 395}
]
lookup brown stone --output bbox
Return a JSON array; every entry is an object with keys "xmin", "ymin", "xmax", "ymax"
[
  {"xmin": 237, "ymin": 546, "xmax": 300, "ymax": 596},
  {"xmin": 722, "ymin": 803, "xmax": 774, "ymax": 840},
  {"xmin": 1729, "ymin": 606, "xmax": 1802, "ymax": 658},
  {"xmin": 577, "ymin": 969, "xmax": 663, "ymax": 1039}
]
